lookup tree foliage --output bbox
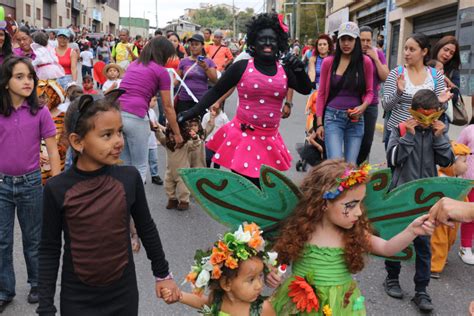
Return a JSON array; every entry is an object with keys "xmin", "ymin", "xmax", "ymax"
[{"xmin": 191, "ymin": 6, "xmax": 255, "ymax": 35}]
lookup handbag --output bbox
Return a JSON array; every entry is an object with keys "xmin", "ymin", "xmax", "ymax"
[{"xmin": 448, "ymin": 88, "xmax": 469, "ymax": 126}]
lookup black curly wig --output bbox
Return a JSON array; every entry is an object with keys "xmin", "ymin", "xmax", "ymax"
[{"xmin": 245, "ymin": 13, "xmax": 289, "ymax": 58}]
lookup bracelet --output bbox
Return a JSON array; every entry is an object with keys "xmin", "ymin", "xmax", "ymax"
[
  {"xmin": 155, "ymin": 272, "xmax": 174, "ymax": 282},
  {"xmin": 284, "ymin": 101, "xmax": 293, "ymax": 108}
]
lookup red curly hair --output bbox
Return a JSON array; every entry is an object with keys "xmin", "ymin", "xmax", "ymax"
[{"xmin": 273, "ymin": 159, "xmax": 372, "ymax": 274}]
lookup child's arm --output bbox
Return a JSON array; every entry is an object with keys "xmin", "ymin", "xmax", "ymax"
[
  {"xmin": 44, "ymin": 136, "xmax": 61, "ymax": 176},
  {"xmin": 155, "ymin": 129, "xmax": 166, "ymax": 146},
  {"xmin": 369, "ymin": 214, "xmax": 434, "ymax": 257},
  {"xmin": 161, "ymin": 288, "xmax": 210, "ymax": 309},
  {"xmin": 203, "ymin": 116, "xmax": 215, "ymax": 137},
  {"xmin": 262, "ymin": 300, "xmax": 277, "ymax": 316},
  {"xmin": 386, "ymin": 122, "xmax": 416, "ymax": 167},
  {"xmin": 37, "ymin": 184, "xmax": 63, "ymax": 315},
  {"xmin": 431, "ymin": 122, "xmax": 455, "ymax": 167}
]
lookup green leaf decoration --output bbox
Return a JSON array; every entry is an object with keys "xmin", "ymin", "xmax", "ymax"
[
  {"xmin": 179, "ymin": 166, "xmax": 302, "ymax": 234},
  {"xmin": 365, "ymin": 168, "xmax": 474, "ymax": 261}
]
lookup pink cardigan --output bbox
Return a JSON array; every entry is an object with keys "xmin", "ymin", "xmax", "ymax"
[{"xmin": 315, "ymin": 55, "xmax": 374, "ymax": 117}]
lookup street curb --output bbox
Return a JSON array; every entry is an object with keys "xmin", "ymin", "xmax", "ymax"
[{"xmin": 376, "ymin": 123, "xmax": 384, "ymax": 133}]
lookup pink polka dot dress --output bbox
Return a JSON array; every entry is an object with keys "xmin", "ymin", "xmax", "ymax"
[{"xmin": 206, "ymin": 58, "xmax": 292, "ymax": 178}]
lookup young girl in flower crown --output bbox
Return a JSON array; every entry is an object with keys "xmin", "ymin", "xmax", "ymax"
[
  {"xmin": 161, "ymin": 222, "xmax": 277, "ymax": 316},
  {"xmin": 267, "ymin": 159, "xmax": 435, "ymax": 315}
]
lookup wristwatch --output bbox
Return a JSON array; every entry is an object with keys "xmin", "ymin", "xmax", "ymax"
[
  {"xmin": 155, "ymin": 272, "xmax": 174, "ymax": 282},
  {"xmin": 284, "ymin": 101, "xmax": 293, "ymax": 108}
]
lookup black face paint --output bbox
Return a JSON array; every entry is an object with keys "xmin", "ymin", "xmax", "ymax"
[
  {"xmin": 255, "ymin": 28, "xmax": 278, "ymax": 61},
  {"xmin": 341, "ymin": 200, "xmax": 359, "ymax": 218}
]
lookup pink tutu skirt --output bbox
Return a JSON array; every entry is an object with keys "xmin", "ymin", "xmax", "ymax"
[{"xmin": 206, "ymin": 117, "xmax": 292, "ymax": 178}]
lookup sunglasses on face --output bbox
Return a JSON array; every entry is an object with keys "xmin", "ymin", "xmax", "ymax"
[{"xmin": 408, "ymin": 108, "xmax": 444, "ymax": 126}]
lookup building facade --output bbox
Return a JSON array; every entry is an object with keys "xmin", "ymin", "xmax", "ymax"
[
  {"xmin": 0, "ymin": 0, "xmax": 119, "ymax": 34},
  {"xmin": 119, "ymin": 17, "xmax": 149, "ymax": 38}
]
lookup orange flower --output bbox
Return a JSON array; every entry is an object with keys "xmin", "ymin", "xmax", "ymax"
[
  {"xmin": 244, "ymin": 223, "xmax": 260, "ymax": 235},
  {"xmin": 248, "ymin": 236, "xmax": 263, "ymax": 250},
  {"xmin": 211, "ymin": 265, "xmax": 222, "ymax": 279},
  {"xmin": 186, "ymin": 271, "xmax": 198, "ymax": 283},
  {"xmin": 210, "ymin": 248, "xmax": 227, "ymax": 265},
  {"xmin": 225, "ymin": 256, "xmax": 238, "ymax": 269},
  {"xmin": 217, "ymin": 241, "xmax": 229, "ymax": 254},
  {"xmin": 288, "ymin": 276, "xmax": 319, "ymax": 313}
]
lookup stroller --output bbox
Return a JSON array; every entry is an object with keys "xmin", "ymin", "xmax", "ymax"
[{"xmin": 295, "ymin": 90, "xmax": 326, "ymax": 172}]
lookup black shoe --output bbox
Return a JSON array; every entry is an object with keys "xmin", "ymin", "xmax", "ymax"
[
  {"xmin": 0, "ymin": 300, "xmax": 12, "ymax": 313},
  {"xmin": 383, "ymin": 278, "xmax": 403, "ymax": 299},
  {"xmin": 151, "ymin": 176, "xmax": 163, "ymax": 185},
  {"xmin": 27, "ymin": 287, "xmax": 38, "ymax": 304},
  {"xmin": 296, "ymin": 160, "xmax": 302, "ymax": 172},
  {"xmin": 412, "ymin": 292, "xmax": 434, "ymax": 312}
]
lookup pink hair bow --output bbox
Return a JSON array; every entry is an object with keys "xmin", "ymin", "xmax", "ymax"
[{"xmin": 278, "ymin": 14, "xmax": 289, "ymax": 33}]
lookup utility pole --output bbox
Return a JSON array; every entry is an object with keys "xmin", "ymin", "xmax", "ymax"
[
  {"xmin": 155, "ymin": 0, "xmax": 159, "ymax": 30},
  {"xmin": 295, "ymin": 0, "xmax": 301, "ymax": 40},
  {"xmin": 292, "ymin": 0, "xmax": 296, "ymax": 39},
  {"xmin": 232, "ymin": 0, "xmax": 236, "ymax": 40},
  {"xmin": 128, "ymin": 0, "xmax": 131, "ymax": 30}
]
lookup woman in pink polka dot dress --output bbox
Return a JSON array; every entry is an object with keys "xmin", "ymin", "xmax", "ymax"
[{"xmin": 178, "ymin": 13, "xmax": 312, "ymax": 185}]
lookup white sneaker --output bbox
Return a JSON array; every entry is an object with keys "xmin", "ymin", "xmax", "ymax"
[{"xmin": 459, "ymin": 247, "xmax": 474, "ymax": 265}]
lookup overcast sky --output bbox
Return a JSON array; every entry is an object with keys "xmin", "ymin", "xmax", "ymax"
[{"xmin": 119, "ymin": 0, "xmax": 265, "ymax": 28}]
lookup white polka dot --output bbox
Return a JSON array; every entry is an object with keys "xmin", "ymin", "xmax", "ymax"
[
  {"xmin": 255, "ymin": 167, "xmax": 258, "ymax": 171},
  {"xmin": 249, "ymin": 59, "xmax": 253, "ymax": 63},
  {"xmin": 245, "ymin": 106, "xmax": 250, "ymax": 110},
  {"xmin": 223, "ymin": 133, "xmax": 226, "ymax": 138},
  {"xmin": 231, "ymin": 123, "xmax": 235, "ymax": 127},
  {"xmin": 275, "ymin": 124, "xmax": 278, "ymax": 127},
  {"xmin": 254, "ymin": 84, "xmax": 259, "ymax": 89},
  {"xmin": 214, "ymin": 153, "xmax": 220, "ymax": 159},
  {"xmin": 247, "ymin": 145, "xmax": 251, "ymax": 151},
  {"xmin": 231, "ymin": 159, "xmax": 234, "ymax": 163},
  {"xmin": 236, "ymin": 146, "xmax": 239, "ymax": 149},
  {"xmin": 269, "ymin": 113, "xmax": 274, "ymax": 117},
  {"xmin": 226, "ymin": 141, "xmax": 232, "ymax": 146},
  {"xmin": 244, "ymin": 162, "xmax": 249, "ymax": 168},
  {"xmin": 276, "ymin": 160, "xmax": 281, "ymax": 164},
  {"xmin": 278, "ymin": 65, "xmax": 282, "ymax": 68},
  {"xmin": 272, "ymin": 136, "xmax": 276, "ymax": 140},
  {"xmin": 260, "ymin": 99, "xmax": 265, "ymax": 104},
  {"xmin": 283, "ymin": 85, "xmax": 287, "ymax": 89},
  {"xmin": 210, "ymin": 136, "xmax": 214, "ymax": 140},
  {"xmin": 257, "ymin": 155, "xmax": 261, "ymax": 160},
  {"xmin": 261, "ymin": 136, "xmax": 266, "ymax": 140},
  {"xmin": 287, "ymin": 150, "xmax": 290, "ymax": 153},
  {"xmin": 253, "ymin": 114, "xmax": 258, "ymax": 119},
  {"xmin": 249, "ymin": 68, "xmax": 254, "ymax": 73},
  {"xmin": 263, "ymin": 124, "xmax": 267, "ymax": 128},
  {"xmin": 252, "ymin": 136, "xmax": 256, "ymax": 140},
  {"xmin": 283, "ymin": 75, "xmax": 287, "ymax": 79},
  {"xmin": 267, "ymin": 146, "xmax": 272, "ymax": 151},
  {"xmin": 244, "ymin": 94, "xmax": 248, "ymax": 99},
  {"xmin": 274, "ymin": 92, "xmax": 279, "ymax": 97},
  {"xmin": 268, "ymin": 78, "xmax": 273, "ymax": 83},
  {"xmin": 242, "ymin": 132, "xmax": 248, "ymax": 137},
  {"xmin": 241, "ymin": 83, "xmax": 244, "ymax": 87}
]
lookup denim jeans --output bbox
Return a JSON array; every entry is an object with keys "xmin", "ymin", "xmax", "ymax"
[
  {"xmin": 324, "ymin": 107, "xmax": 365, "ymax": 164},
  {"xmin": 57, "ymin": 75, "xmax": 73, "ymax": 90},
  {"xmin": 385, "ymin": 236, "xmax": 431, "ymax": 292},
  {"xmin": 121, "ymin": 111, "xmax": 150, "ymax": 183},
  {"xmin": 205, "ymin": 147, "xmax": 220, "ymax": 169},
  {"xmin": 0, "ymin": 170, "xmax": 42, "ymax": 300},
  {"xmin": 81, "ymin": 65, "xmax": 92, "ymax": 78},
  {"xmin": 148, "ymin": 148, "xmax": 159, "ymax": 177},
  {"xmin": 357, "ymin": 105, "xmax": 378, "ymax": 164}
]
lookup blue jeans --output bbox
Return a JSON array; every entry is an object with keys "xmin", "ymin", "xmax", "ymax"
[
  {"xmin": 148, "ymin": 148, "xmax": 159, "ymax": 177},
  {"xmin": 121, "ymin": 111, "xmax": 150, "ymax": 183},
  {"xmin": 0, "ymin": 170, "xmax": 42, "ymax": 300},
  {"xmin": 357, "ymin": 105, "xmax": 378, "ymax": 164},
  {"xmin": 81, "ymin": 65, "xmax": 92, "ymax": 78},
  {"xmin": 324, "ymin": 107, "xmax": 365, "ymax": 164}
]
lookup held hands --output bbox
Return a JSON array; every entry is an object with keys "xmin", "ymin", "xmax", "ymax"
[
  {"xmin": 156, "ymin": 279, "xmax": 181, "ymax": 304},
  {"xmin": 315, "ymin": 125, "xmax": 324, "ymax": 141},
  {"xmin": 432, "ymin": 120, "xmax": 446, "ymax": 137},
  {"xmin": 131, "ymin": 234, "xmax": 141, "ymax": 253},
  {"xmin": 174, "ymin": 134, "xmax": 184, "ymax": 149},
  {"xmin": 428, "ymin": 197, "xmax": 473, "ymax": 226},
  {"xmin": 281, "ymin": 103, "xmax": 291, "ymax": 119},
  {"xmin": 407, "ymin": 214, "xmax": 435, "ymax": 236}
]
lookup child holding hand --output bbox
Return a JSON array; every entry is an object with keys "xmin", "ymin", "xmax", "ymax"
[{"xmin": 161, "ymin": 223, "xmax": 277, "ymax": 316}]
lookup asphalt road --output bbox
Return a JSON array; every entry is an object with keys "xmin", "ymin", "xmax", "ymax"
[{"xmin": 6, "ymin": 91, "xmax": 474, "ymax": 316}]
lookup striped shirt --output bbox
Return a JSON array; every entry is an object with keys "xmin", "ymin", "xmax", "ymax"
[{"xmin": 382, "ymin": 66, "xmax": 446, "ymax": 131}]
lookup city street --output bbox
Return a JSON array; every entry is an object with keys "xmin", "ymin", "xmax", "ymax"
[{"xmin": 6, "ymin": 91, "xmax": 473, "ymax": 316}]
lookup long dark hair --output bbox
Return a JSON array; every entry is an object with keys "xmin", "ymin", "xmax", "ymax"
[
  {"xmin": 0, "ymin": 30, "xmax": 12, "ymax": 59},
  {"xmin": 407, "ymin": 33, "xmax": 431, "ymax": 65},
  {"xmin": 167, "ymin": 32, "xmax": 185, "ymax": 59},
  {"xmin": 0, "ymin": 57, "xmax": 40, "ymax": 117},
  {"xmin": 431, "ymin": 35, "xmax": 460, "ymax": 76},
  {"xmin": 138, "ymin": 37, "xmax": 176, "ymax": 66},
  {"xmin": 331, "ymin": 36, "xmax": 366, "ymax": 96}
]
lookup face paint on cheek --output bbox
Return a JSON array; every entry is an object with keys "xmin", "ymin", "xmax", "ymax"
[{"xmin": 342, "ymin": 207, "xmax": 350, "ymax": 218}]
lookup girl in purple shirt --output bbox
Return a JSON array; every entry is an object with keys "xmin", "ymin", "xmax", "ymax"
[{"xmin": 0, "ymin": 56, "xmax": 59, "ymax": 313}]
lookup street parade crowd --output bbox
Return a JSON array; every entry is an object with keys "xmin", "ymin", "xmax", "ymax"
[{"xmin": 0, "ymin": 7, "xmax": 474, "ymax": 316}]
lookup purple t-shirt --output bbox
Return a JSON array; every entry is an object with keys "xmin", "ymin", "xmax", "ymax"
[
  {"xmin": 178, "ymin": 57, "xmax": 216, "ymax": 102},
  {"xmin": 327, "ymin": 74, "xmax": 361, "ymax": 110},
  {"xmin": 0, "ymin": 102, "xmax": 56, "ymax": 176},
  {"xmin": 369, "ymin": 48, "xmax": 387, "ymax": 105},
  {"xmin": 119, "ymin": 60, "xmax": 171, "ymax": 118},
  {"xmin": 13, "ymin": 47, "xmax": 36, "ymax": 60}
]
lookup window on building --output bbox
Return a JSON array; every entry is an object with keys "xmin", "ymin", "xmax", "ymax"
[
  {"xmin": 89, "ymin": 18, "xmax": 91, "ymax": 26},
  {"xmin": 59, "ymin": 16, "xmax": 63, "ymax": 27},
  {"xmin": 26, "ymin": 4, "xmax": 31, "ymax": 17},
  {"xmin": 36, "ymin": 8, "xmax": 41, "ymax": 20},
  {"xmin": 67, "ymin": 9, "xmax": 70, "ymax": 19},
  {"xmin": 83, "ymin": 15, "xmax": 86, "ymax": 24}
]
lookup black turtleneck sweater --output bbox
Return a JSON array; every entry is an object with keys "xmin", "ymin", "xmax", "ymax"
[{"xmin": 185, "ymin": 57, "xmax": 312, "ymax": 118}]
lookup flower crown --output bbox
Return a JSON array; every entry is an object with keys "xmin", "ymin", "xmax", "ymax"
[
  {"xmin": 323, "ymin": 163, "xmax": 372, "ymax": 200},
  {"xmin": 185, "ymin": 222, "xmax": 277, "ymax": 295}
]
